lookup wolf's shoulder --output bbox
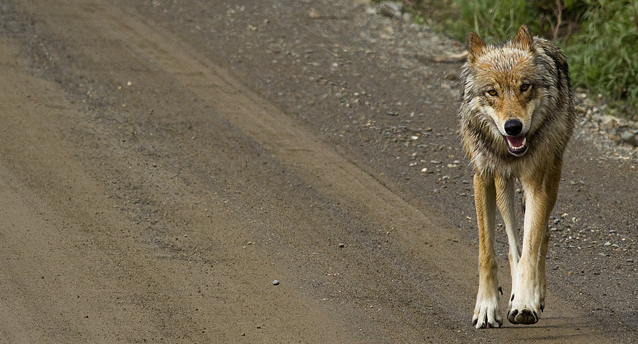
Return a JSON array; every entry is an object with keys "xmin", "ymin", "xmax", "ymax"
[{"xmin": 532, "ymin": 37, "xmax": 568, "ymax": 68}]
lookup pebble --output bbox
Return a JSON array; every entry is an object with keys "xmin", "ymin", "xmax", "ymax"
[
  {"xmin": 579, "ymin": 99, "xmax": 638, "ymax": 154},
  {"xmin": 620, "ymin": 130, "xmax": 637, "ymax": 146},
  {"xmin": 308, "ymin": 9, "xmax": 320, "ymax": 19},
  {"xmin": 376, "ymin": 1, "xmax": 403, "ymax": 19},
  {"xmin": 272, "ymin": 280, "xmax": 279, "ymax": 285},
  {"xmin": 597, "ymin": 115, "xmax": 619, "ymax": 130}
]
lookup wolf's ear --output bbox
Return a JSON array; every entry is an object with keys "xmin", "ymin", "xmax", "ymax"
[
  {"xmin": 512, "ymin": 25, "xmax": 534, "ymax": 52},
  {"xmin": 467, "ymin": 32, "xmax": 485, "ymax": 63}
]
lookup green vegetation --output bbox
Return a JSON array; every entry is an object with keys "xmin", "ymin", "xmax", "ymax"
[
  {"xmin": 441, "ymin": 0, "xmax": 550, "ymax": 43},
  {"xmin": 566, "ymin": 1, "xmax": 638, "ymax": 108},
  {"xmin": 396, "ymin": 0, "xmax": 638, "ymax": 115}
]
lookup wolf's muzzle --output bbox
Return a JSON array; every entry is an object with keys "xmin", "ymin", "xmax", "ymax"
[
  {"xmin": 503, "ymin": 119, "xmax": 528, "ymax": 156},
  {"xmin": 504, "ymin": 119, "xmax": 523, "ymax": 136}
]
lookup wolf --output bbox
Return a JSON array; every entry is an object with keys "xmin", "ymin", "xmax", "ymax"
[{"xmin": 458, "ymin": 25, "xmax": 575, "ymax": 328}]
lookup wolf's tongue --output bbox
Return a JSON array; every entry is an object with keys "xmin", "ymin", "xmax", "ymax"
[{"xmin": 506, "ymin": 136, "xmax": 525, "ymax": 148}]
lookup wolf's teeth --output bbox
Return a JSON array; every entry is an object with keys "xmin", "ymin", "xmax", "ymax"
[{"xmin": 506, "ymin": 136, "xmax": 526, "ymax": 149}]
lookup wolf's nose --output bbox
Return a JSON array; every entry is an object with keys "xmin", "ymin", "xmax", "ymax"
[{"xmin": 504, "ymin": 119, "xmax": 523, "ymax": 136}]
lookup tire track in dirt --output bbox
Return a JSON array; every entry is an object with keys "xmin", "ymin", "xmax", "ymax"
[
  {"xmin": 0, "ymin": 45, "xmax": 181, "ymax": 341},
  {"xmin": 0, "ymin": 0, "xmax": 629, "ymax": 342},
  {"xmin": 0, "ymin": 3, "xmax": 362, "ymax": 343}
]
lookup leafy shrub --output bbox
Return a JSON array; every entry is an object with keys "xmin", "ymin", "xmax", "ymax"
[
  {"xmin": 445, "ymin": 0, "xmax": 548, "ymax": 43},
  {"xmin": 565, "ymin": 0, "xmax": 638, "ymax": 105},
  {"xmin": 411, "ymin": 0, "xmax": 638, "ymax": 110}
]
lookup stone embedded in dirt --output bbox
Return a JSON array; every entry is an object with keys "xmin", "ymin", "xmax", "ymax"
[
  {"xmin": 375, "ymin": 2, "xmax": 403, "ymax": 19},
  {"xmin": 272, "ymin": 280, "xmax": 279, "ymax": 286},
  {"xmin": 308, "ymin": 9, "xmax": 320, "ymax": 19},
  {"xmin": 597, "ymin": 114, "xmax": 619, "ymax": 131},
  {"xmin": 620, "ymin": 130, "xmax": 637, "ymax": 146}
]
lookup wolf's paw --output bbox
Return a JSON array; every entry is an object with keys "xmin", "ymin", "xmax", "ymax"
[
  {"xmin": 472, "ymin": 299, "xmax": 503, "ymax": 329},
  {"xmin": 507, "ymin": 294, "xmax": 540, "ymax": 325},
  {"xmin": 507, "ymin": 308, "xmax": 539, "ymax": 324}
]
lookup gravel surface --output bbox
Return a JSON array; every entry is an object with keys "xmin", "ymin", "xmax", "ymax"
[
  {"xmin": 142, "ymin": 0, "xmax": 638, "ymax": 339},
  {"xmin": 0, "ymin": 0, "xmax": 634, "ymax": 342}
]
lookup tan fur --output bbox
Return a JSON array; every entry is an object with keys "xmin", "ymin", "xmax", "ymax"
[{"xmin": 459, "ymin": 25, "xmax": 575, "ymax": 328}]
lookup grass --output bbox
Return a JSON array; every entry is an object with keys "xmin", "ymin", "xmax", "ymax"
[
  {"xmin": 565, "ymin": 0, "xmax": 638, "ymax": 109},
  {"xmin": 382, "ymin": 0, "xmax": 638, "ymax": 118}
]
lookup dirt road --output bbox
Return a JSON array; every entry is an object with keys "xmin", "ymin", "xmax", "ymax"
[{"xmin": 0, "ymin": 0, "xmax": 635, "ymax": 342}]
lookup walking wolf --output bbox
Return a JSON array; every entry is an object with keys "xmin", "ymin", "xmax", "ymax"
[{"xmin": 458, "ymin": 25, "xmax": 576, "ymax": 328}]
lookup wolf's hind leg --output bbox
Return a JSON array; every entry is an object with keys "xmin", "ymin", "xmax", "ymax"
[
  {"xmin": 539, "ymin": 229, "xmax": 550, "ymax": 311},
  {"xmin": 496, "ymin": 175, "xmax": 520, "ymax": 291},
  {"xmin": 472, "ymin": 173, "xmax": 502, "ymax": 329},
  {"xmin": 539, "ymin": 160, "xmax": 562, "ymax": 311}
]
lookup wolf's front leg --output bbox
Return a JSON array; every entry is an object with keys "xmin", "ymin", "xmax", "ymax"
[
  {"xmin": 507, "ymin": 181, "xmax": 552, "ymax": 324},
  {"xmin": 472, "ymin": 174, "xmax": 502, "ymax": 329},
  {"xmin": 508, "ymin": 164, "xmax": 562, "ymax": 325}
]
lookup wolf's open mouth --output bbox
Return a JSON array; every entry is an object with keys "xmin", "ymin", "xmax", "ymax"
[{"xmin": 504, "ymin": 135, "xmax": 528, "ymax": 156}]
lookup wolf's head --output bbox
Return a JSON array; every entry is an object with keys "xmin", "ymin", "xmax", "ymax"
[{"xmin": 463, "ymin": 25, "xmax": 542, "ymax": 157}]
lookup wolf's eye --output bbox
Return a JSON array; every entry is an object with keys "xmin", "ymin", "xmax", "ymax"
[
  {"xmin": 487, "ymin": 89, "xmax": 498, "ymax": 96},
  {"xmin": 520, "ymin": 84, "xmax": 531, "ymax": 92}
]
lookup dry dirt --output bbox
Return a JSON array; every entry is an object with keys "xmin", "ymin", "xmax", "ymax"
[{"xmin": 0, "ymin": 0, "xmax": 635, "ymax": 343}]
